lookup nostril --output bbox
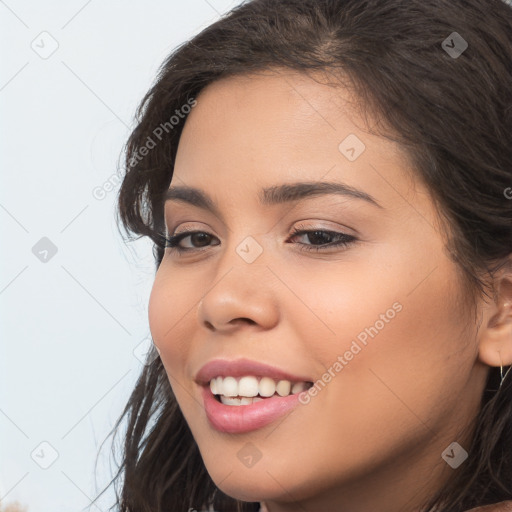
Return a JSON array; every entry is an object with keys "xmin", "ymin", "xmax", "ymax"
[
  {"xmin": 232, "ymin": 318, "xmax": 257, "ymax": 326},
  {"xmin": 203, "ymin": 318, "xmax": 255, "ymax": 330}
]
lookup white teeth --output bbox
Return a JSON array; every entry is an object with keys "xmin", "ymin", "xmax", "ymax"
[
  {"xmin": 276, "ymin": 380, "xmax": 291, "ymax": 396},
  {"xmin": 238, "ymin": 376, "xmax": 259, "ymax": 397},
  {"xmin": 291, "ymin": 381, "xmax": 309, "ymax": 394},
  {"xmin": 258, "ymin": 377, "xmax": 276, "ymax": 397},
  {"xmin": 222, "ymin": 376, "xmax": 238, "ymax": 397},
  {"xmin": 220, "ymin": 396, "xmax": 241, "ymax": 405},
  {"xmin": 210, "ymin": 375, "xmax": 311, "ymax": 403},
  {"xmin": 220, "ymin": 395, "xmax": 264, "ymax": 406}
]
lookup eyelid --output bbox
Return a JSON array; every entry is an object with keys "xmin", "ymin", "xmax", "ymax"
[
  {"xmin": 284, "ymin": 218, "xmax": 358, "ymax": 237},
  {"xmin": 165, "ymin": 220, "xmax": 216, "ymax": 236},
  {"xmin": 167, "ymin": 218, "xmax": 357, "ymax": 237}
]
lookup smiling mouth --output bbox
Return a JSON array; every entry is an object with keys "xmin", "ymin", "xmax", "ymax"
[{"xmin": 210, "ymin": 375, "xmax": 314, "ymax": 405}]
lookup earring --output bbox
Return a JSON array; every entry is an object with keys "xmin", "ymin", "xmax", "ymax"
[{"xmin": 499, "ymin": 362, "xmax": 512, "ymax": 389}]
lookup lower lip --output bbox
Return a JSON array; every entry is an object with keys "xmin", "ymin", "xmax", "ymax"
[{"xmin": 201, "ymin": 386, "xmax": 302, "ymax": 434}]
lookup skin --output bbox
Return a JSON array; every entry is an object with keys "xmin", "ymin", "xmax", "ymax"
[{"xmin": 148, "ymin": 69, "xmax": 512, "ymax": 512}]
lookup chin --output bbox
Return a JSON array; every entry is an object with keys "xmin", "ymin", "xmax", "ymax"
[{"xmin": 208, "ymin": 470, "xmax": 289, "ymax": 503}]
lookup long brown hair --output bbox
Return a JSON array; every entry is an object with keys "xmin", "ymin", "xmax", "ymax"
[{"xmin": 92, "ymin": 1, "xmax": 512, "ymax": 510}]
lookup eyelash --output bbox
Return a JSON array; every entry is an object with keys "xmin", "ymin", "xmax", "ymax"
[{"xmin": 164, "ymin": 223, "xmax": 357, "ymax": 256}]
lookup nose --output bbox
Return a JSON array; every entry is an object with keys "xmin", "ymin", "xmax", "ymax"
[{"xmin": 197, "ymin": 261, "xmax": 280, "ymax": 334}]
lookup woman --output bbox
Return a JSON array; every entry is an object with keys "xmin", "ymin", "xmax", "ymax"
[{"xmin": 95, "ymin": 0, "xmax": 512, "ymax": 510}]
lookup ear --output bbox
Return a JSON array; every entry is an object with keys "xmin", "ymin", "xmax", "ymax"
[{"xmin": 477, "ymin": 259, "xmax": 512, "ymax": 370}]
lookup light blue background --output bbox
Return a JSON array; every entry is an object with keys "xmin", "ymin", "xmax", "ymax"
[{"xmin": 0, "ymin": 1, "xmax": 241, "ymax": 511}]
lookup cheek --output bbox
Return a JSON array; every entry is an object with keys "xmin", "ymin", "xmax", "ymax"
[
  {"xmin": 285, "ymin": 247, "xmax": 469, "ymax": 423},
  {"xmin": 147, "ymin": 268, "xmax": 206, "ymax": 427},
  {"xmin": 148, "ymin": 267, "xmax": 192, "ymax": 373},
  {"xmin": 147, "ymin": 273, "xmax": 168, "ymax": 350},
  {"xmin": 259, "ymin": 263, "xmax": 468, "ymax": 484}
]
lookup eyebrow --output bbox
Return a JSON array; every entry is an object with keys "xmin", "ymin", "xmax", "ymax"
[{"xmin": 164, "ymin": 181, "xmax": 382, "ymax": 220}]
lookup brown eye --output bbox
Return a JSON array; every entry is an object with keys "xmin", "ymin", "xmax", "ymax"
[
  {"xmin": 165, "ymin": 230, "xmax": 219, "ymax": 253},
  {"xmin": 288, "ymin": 224, "xmax": 357, "ymax": 253}
]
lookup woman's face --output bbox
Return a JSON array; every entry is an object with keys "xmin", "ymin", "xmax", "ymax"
[{"xmin": 148, "ymin": 70, "xmax": 490, "ymax": 511}]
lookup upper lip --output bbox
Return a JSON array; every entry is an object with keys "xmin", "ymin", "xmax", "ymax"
[{"xmin": 195, "ymin": 357, "xmax": 313, "ymax": 386}]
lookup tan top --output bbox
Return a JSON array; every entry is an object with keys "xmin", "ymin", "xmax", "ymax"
[
  {"xmin": 257, "ymin": 501, "xmax": 512, "ymax": 512},
  {"xmin": 465, "ymin": 502, "xmax": 512, "ymax": 512}
]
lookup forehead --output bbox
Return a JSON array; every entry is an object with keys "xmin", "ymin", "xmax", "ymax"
[{"xmin": 173, "ymin": 69, "xmax": 420, "ymax": 210}]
